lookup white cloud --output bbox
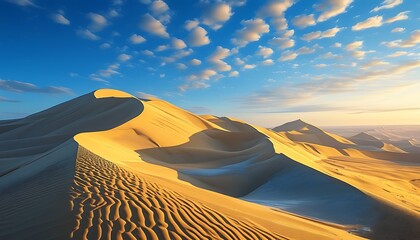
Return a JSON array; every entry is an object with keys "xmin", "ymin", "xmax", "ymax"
[
  {"xmin": 301, "ymin": 31, "xmax": 321, "ymax": 41},
  {"xmin": 360, "ymin": 60, "xmax": 389, "ymax": 69},
  {"xmin": 391, "ymin": 27, "xmax": 405, "ymax": 33},
  {"xmin": 346, "ymin": 40, "xmax": 363, "ymax": 50},
  {"xmin": 188, "ymin": 26, "xmax": 210, "ymax": 47},
  {"xmin": 315, "ymin": 64, "xmax": 327, "ymax": 68},
  {"xmin": 352, "ymin": 12, "xmax": 409, "ymax": 31},
  {"xmin": 190, "ymin": 59, "xmax": 202, "ymax": 65},
  {"xmin": 77, "ymin": 29, "xmax": 100, "ymax": 41},
  {"xmin": 256, "ymin": 46, "xmax": 274, "ymax": 58},
  {"xmin": 100, "ymin": 43, "xmax": 111, "ymax": 49},
  {"xmin": 301, "ymin": 27, "xmax": 342, "ymax": 42},
  {"xmin": 172, "ymin": 37, "xmax": 187, "ymax": 49},
  {"xmin": 270, "ymin": 17, "xmax": 288, "ymax": 32},
  {"xmin": 229, "ymin": 71, "xmax": 239, "ymax": 77},
  {"xmin": 270, "ymin": 37, "xmax": 295, "ymax": 49},
  {"xmin": 332, "ymin": 42, "xmax": 342, "ymax": 48},
  {"xmin": 129, "ymin": 34, "xmax": 146, "ymax": 44},
  {"xmin": 243, "ymin": 64, "xmax": 256, "ymax": 70},
  {"xmin": 6, "ymin": 0, "xmax": 36, "ymax": 7},
  {"xmin": 279, "ymin": 52, "xmax": 298, "ymax": 62},
  {"xmin": 139, "ymin": 14, "xmax": 169, "ymax": 38},
  {"xmin": 261, "ymin": 59, "xmax": 274, "ymax": 66},
  {"xmin": 51, "ymin": 13, "xmax": 70, "ymax": 25},
  {"xmin": 352, "ymin": 16, "xmax": 383, "ymax": 31},
  {"xmin": 156, "ymin": 45, "xmax": 169, "ymax": 51},
  {"xmin": 141, "ymin": 50, "xmax": 155, "ymax": 57},
  {"xmin": 150, "ymin": 0, "xmax": 171, "ymax": 23},
  {"xmin": 177, "ymin": 63, "xmax": 187, "ymax": 70},
  {"xmin": 385, "ymin": 11, "xmax": 409, "ymax": 23},
  {"xmin": 371, "ymin": 0, "xmax": 403, "ymax": 12},
  {"xmin": 118, "ymin": 53, "xmax": 131, "ymax": 62},
  {"xmin": 315, "ymin": 0, "xmax": 353, "ymax": 22},
  {"xmin": 386, "ymin": 51, "xmax": 408, "ymax": 58},
  {"xmin": 202, "ymin": 3, "xmax": 233, "ymax": 30},
  {"xmin": 258, "ymin": 0, "xmax": 294, "ymax": 18},
  {"xmin": 235, "ymin": 57, "xmax": 245, "ymax": 65},
  {"xmin": 292, "ymin": 14, "xmax": 316, "ymax": 28},
  {"xmin": 321, "ymin": 27, "xmax": 342, "ymax": 38},
  {"xmin": 232, "ymin": 18, "xmax": 270, "ymax": 47},
  {"xmin": 296, "ymin": 46, "xmax": 315, "ymax": 55},
  {"xmin": 87, "ymin": 13, "xmax": 108, "ymax": 31},
  {"xmin": 184, "ymin": 19, "xmax": 200, "ymax": 31},
  {"xmin": 383, "ymin": 30, "xmax": 420, "ymax": 48},
  {"xmin": 209, "ymin": 46, "xmax": 231, "ymax": 72}
]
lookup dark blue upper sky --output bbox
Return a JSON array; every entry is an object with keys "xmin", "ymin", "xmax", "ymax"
[{"xmin": 1, "ymin": 0, "xmax": 419, "ymax": 126}]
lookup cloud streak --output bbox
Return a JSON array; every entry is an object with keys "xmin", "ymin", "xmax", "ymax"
[{"xmin": 0, "ymin": 79, "xmax": 72, "ymax": 94}]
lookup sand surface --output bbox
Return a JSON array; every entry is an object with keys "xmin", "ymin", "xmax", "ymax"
[{"xmin": 1, "ymin": 89, "xmax": 419, "ymax": 239}]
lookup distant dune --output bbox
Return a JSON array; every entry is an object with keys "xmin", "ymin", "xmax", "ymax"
[{"xmin": 1, "ymin": 89, "xmax": 419, "ymax": 240}]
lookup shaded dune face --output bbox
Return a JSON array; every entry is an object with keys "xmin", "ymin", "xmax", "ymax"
[
  {"xmin": 0, "ymin": 91, "xmax": 144, "ymax": 240},
  {"xmin": 71, "ymin": 147, "xmax": 285, "ymax": 240},
  {"xmin": 137, "ymin": 121, "xmax": 381, "ymax": 226}
]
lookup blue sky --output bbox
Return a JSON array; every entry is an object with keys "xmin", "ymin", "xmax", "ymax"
[{"xmin": 1, "ymin": 0, "xmax": 420, "ymax": 126}]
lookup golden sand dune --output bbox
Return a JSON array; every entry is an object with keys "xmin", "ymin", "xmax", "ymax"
[{"xmin": 1, "ymin": 89, "xmax": 419, "ymax": 239}]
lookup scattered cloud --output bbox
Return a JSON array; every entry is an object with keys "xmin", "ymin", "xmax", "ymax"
[
  {"xmin": 345, "ymin": 40, "xmax": 363, "ymax": 51},
  {"xmin": 76, "ymin": 29, "xmax": 100, "ymax": 40},
  {"xmin": 292, "ymin": 14, "xmax": 316, "ymax": 28},
  {"xmin": 258, "ymin": 0, "xmax": 294, "ymax": 18},
  {"xmin": 352, "ymin": 16, "xmax": 383, "ymax": 31},
  {"xmin": 360, "ymin": 60, "xmax": 389, "ymax": 69},
  {"xmin": 149, "ymin": 0, "xmax": 171, "ymax": 23},
  {"xmin": 386, "ymin": 51, "xmax": 408, "ymax": 58},
  {"xmin": 118, "ymin": 53, "xmax": 131, "ymax": 62},
  {"xmin": 391, "ymin": 27, "xmax": 405, "ymax": 33},
  {"xmin": 209, "ymin": 46, "xmax": 231, "ymax": 72},
  {"xmin": 256, "ymin": 46, "xmax": 274, "ymax": 58},
  {"xmin": 352, "ymin": 12, "xmax": 409, "ymax": 31},
  {"xmin": 243, "ymin": 64, "xmax": 256, "ymax": 70},
  {"xmin": 184, "ymin": 19, "xmax": 200, "ymax": 31},
  {"xmin": 315, "ymin": 0, "xmax": 353, "ymax": 22},
  {"xmin": 232, "ymin": 18, "xmax": 270, "ymax": 47},
  {"xmin": 385, "ymin": 11, "xmax": 409, "ymax": 23},
  {"xmin": 0, "ymin": 96, "xmax": 19, "ymax": 103},
  {"xmin": 0, "ymin": 79, "xmax": 72, "ymax": 94},
  {"xmin": 229, "ymin": 71, "xmax": 239, "ymax": 77},
  {"xmin": 190, "ymin": 59, "xmax": 202, "ymax": 65},
  {"xmin": 301, "ymin": 27, "xmax": 341, "ymax": 41},
  {"xmin": 270, "ymin": 37, "xmax": 295, "ymax": 49},
  {"xmin": 5, "ymin": 0, "xmax": 36, "ymax": 7},
  {"xmin": 51, "ymin": 12, "xmax": 70, "ymax": 25},
  {"xmin": 87, "ymin": 13, "xmax": 108, "ymax": 32},
  {"xmin": 177, "ymin": 63, "xmax": 187, "ymax": 70},
  {"xmin": 188, "ymin": 26, "xmax": 210, "ymax": 47},
  {"xmin": 383, "ymin": 30, "xmax": 420, "ymax": 48},
  {"xmin": 279, "ymin": 51, "xmax": 298, "ymax": 62},
  {"xmin": 371, "ymin": 0, "xmax": 403, "ymax": 12},
  {"xmin": 129, "ymin": 34, "xmax": 146, "ymax": 44},
  {"xmin": 202, "ymin": 3, "xmax": 233, "ymax": 30},
  {"xmin": 261, "ymin": 59, "xmax": 274, "ymax": 66},
  {"xmin": 171, "ymin": 37, "xmax": 187, "ymax": 49},
  {"xmin": 139, "ymin": 14, "xmax": 170, "ymax": 38}
]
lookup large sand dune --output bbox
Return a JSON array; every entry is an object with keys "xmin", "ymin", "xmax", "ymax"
[{"xmin": 1, "ymin": 89, "xmax": 419, "ymax": 239}]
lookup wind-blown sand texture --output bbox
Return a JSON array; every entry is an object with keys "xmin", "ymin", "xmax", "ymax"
[{"xmin": 1, "ymin": 89, "xmax": 419, "ymax": 239}]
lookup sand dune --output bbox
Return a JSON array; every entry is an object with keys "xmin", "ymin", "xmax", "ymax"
[{"xmin": 1, "ymin": 89, "xmax": 419, "ymax": 239}]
